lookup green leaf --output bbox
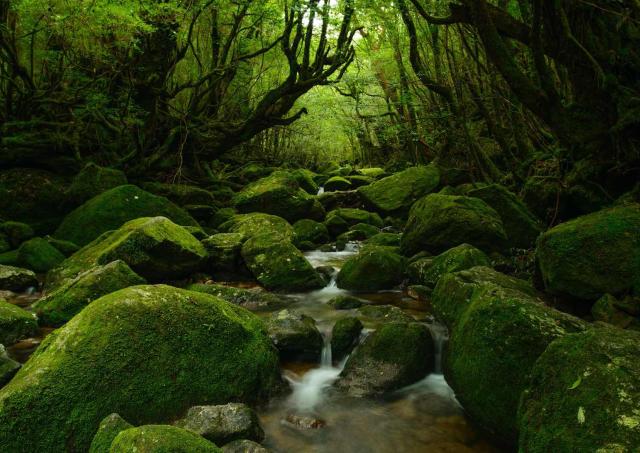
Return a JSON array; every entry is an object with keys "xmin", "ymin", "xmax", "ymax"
[{"xmin": 568, "ymin": 376, "xmax": 582, "ymax": 390}]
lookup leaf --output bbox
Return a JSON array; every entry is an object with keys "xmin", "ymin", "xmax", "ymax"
[
  {"xmin": 577, "ymin": 407, "xmax": 586, "ymax": 424},
  {"xmin": 568, "ymin": 376, "xmax": 582, "ymax": 390}
]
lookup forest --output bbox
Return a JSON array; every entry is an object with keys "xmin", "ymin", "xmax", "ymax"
[{"xmin": 0, "ymin": 0, "xmax": 639, "ymax": 452}]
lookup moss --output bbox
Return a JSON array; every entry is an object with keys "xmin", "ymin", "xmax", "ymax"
[
  {"xmin": 17, "ymin": 237, "xmax": 65, "ymax": 273},
  {"xmin": 324, "ymin": 209, "xmax": 383, "ymax": 237},
  {"xmin": 356, "ymin": 168, "xmax": 386, "ymax": 179},
  {"xmin": 336, "ymin": 246, "xmax": 406, "ymax": 291},
  {"xmin": 219, "ymin": 213, "xmax": 293, "ymax": 241},
  {"xmin": 33, "ymin": 260, "xmax": 146, "ymax": 326},
  {"xmin": 536, "ymin": 204, "xmax": 640, "ymax": 300},
  {"xmin": 328, "ymin": 295, "xmax": 364, "ymax": 310},
  {"xmin": 110, "ymin": 425, "xmax": 222, "ymax": 452},
  {"xmin": 45, "ymin": 237, "xmax": 80, "ymax": 257},
  {"xmin": 518, "ymin": 327, "xmax": 640, "ymax": 452},
  {"xmin": 410, "ymin": 244, "xmax": 491, "ymax": 288},
  {"xmin": 0, "ymin": 346, "xmax": 21, "ymax": 387},
  {"xmin": 241, "ymin": 234, "xmax": 324, "ymax": 292},
  {"xmin": 290, "ymin": 169, "xmax": 320, "ymax": 195},
  {"xmin": 358, "ymin": 165, "xmax": 440, "ymax": 216},
  {"xmin": 293, "ymin": 219, "xmax": 330, "ymax": 248},
  {"xmin": 67, "ymin": 163, "xmax": 128, "ymax": 206},
  {"xmin": 363, "ymin": 233, "xmax": 401, "ymax": 247},
  {"xmin": 0, "ymin": 250, "xmax": 19, "ymax": 266},
  {"xmin": 356, "ymin": 304, "xmax": 414, "ymax": 323},
  {"xmin": 202, "ymin": 233, "xmax": 246, "ymax": 274},
  {"xmin": 55, "ymin": 185, "xmax": 199, "ymax": 246},
  {"xmin": 47, "ymin": 217, "xmax": 207, "ymax": 290},
  {"xmin": 89, "ymin": 413, "xmax": 133, "ymax": 453},
  {"xmin": 444, "ymin": 285, "xmax": 585, "ymax": 445},
  {"xmin": 467, "ymin": 184, "xmax": 542, "ymax": 249},
  {"xmin": 324, "ymin": 176, "xmax": 352, "ymax": 192},
  {"xmin": 0, "ymin": 300, "xmax": 38, "ymax": 344},
  {"xmin": 0, "ymin": 222, "xmax": 35, "ymax": 249},
  {"xmin": 521, "ymin": 177, "xmax": 565, "ymax": 221},
  {"xmin": 140, "ymin": 182, "xmax": 216, "ymax": 207},
  {"xmin": 210, "ymin": 208, "xmax": 238, "ymax": 229},
  {"xmin": 401, "ymin": 194, "xmax": 507, "ymax": 256},
  {"xmin": 591, "ymin": 294, "xmax": 640, "ymax": 329},
  {"xmin": 0, "ymin": 285, "xmax": 280, "ymax": 452},
  {"xmin": 331, "ymin": 317, "xmax": 363, "ymax": 361},
  {"xmin": 266, "ymin": 309, "xmax": 323, "ymax": 361},
  {"xmin": 187, "ymin": 283, "xmax": 290, "ymax": 312},
  {"xmin": 0, "ymin": 265, "xmax": 38, "ymax": 292}
]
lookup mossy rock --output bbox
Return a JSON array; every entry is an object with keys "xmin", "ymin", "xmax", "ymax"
[
  {"xmin": 358, "ymin": 165, "xmax": 440, "ymax": 217},
  {"xmin": 0, "ymin": 285, "xmax": 280, "ymax": 452},
  {"xmin": 293, "ymin": 219, "xmax": 330, "ymax": 248},
  {"xmin": 467, "ymin": 184, "xmax": 542, "ymax": 249},
  {"xmin": 518, "ymin": 327, "xmax": 640, "ymax": 452},
  {"xmin": 521, "ymin": 177, "xmax": 565, "ymax": 221},
  {"xmin": 47, "ymin": 217, "xmax": 207, "ymax": 290},
  {"xmin": 202, "ymin": 233, "xmax": 246, "ymax": 275},
  {"xmin": 17, "ymin": 237, "xmax": 65, "ymax": 273},
  {"xmin": 45, "ymin": 237, "xmax": 80, "ymax": 257},
  {"xmin": 444, "ymin": 284, "xmax": 585, "ymax": 445},
  {"xmin": 331, "ymin": 317, "xmax": 363, "ymax": 361},
  {"xmin": 110, "ymin": 425, "xmax": 222, "ymax": 452},
  {"xmin": 0, "ymin": 235, "xmax": 8, "ymax": 254},
  {"xmin": 356, "ymin": 304, "xmax": 414, "ymax": 324},
  {"xmin": 336, "ymin": 322, "xmax": 434, "ymax": 397},
  {"xmin": 266, "ymin": 309, "xmax": 323, "ymax": 361},
  {"xmin": 0, "ymin": 222, "xmax": 35, "ymax": 249},
  {"xmin": 0, "ymin": 265, "xmax": 38, "ymax": 292},
  {"xmin": 241, "ymin": 234, "xmax": 324, "ymax": 292},
  {"xmin": 141, "ymin": 182, "xmax": 216, "ymax": 207},
  {"xmin": 401, "ymin": 194, "xmax": 507, "ymax": 256},
  {"xmin": 233, "ymin": 171, "xmax": 317, "ymax": 223},
  {"xmin": 346, "ymin": 175, "xmax": 374, "ymax": 188},
  {"xmin": 591, "ymin": 294, "xmax": 640, "ymax": 330},
  {"xmin": 317, "ymin": 190, "xmax": 364, "ymax": 212},
  {"xmin": 536, "ymin": 204, "xmax": 640, "ymax": 300},
  {"xmin": 0, "ymin": 168, "xmax": 68, "ymax": 234},
  {"xmin": 324, "ymin": 209, "xmax": 383, "ymax": 237},
  {"xmin": 431, "ymin": 266, "xmax": 537, "ymax": 330},
  {"xmin": 33, "ymin": 260, "xmax": 146, "ymax": 326},
  {"xmin": 336, "ymin": 246, "xmax": 406, "ymax": 291},
  {"xmin": 233, "ymin": 163, "xmax": 275, "ymax": 184},
  {"xmin": 0, "ymin": 345, "xmax": 21, "ymax": 387},
  {"xmin": 324, "ymin": 176, "xmax": 352, "ymax": 192},
  {"xmin": 187, "ymin": 284, "xmax": 291, "ymax": 312},
  {"xmin": 67, "ymin": 163, "xmax": 128, "ymax": 206},
  {"xmin": 89, "ymin": 413, "xmax": 133, "ymax": 453},
  {"xmin": 363, "ymin": 233, "xmax": 401, "ymax": 248},
  {"xmin": 219, "ymin": 213, "xmax": 293, "ymax": 241},
  {"xmin": 55, "ymin": 185, "xmax": 199, "ymax": 246},
  {"xmin": 328, "ymin": 295, "xmax": 364, "ymax": 310},
  {"xmin": 0, "ymin": 300, "xmax": 38, "ymax": 344},
  {"xmin": 356, "ymin": 168, "xmax": 386, "ymax": 179},
  {"xmin": 0, "ymin": 250, "xmax": 19, "ymax": 266},
  {"xmin": 211, "ymin": 208, "xmax": 238, "ymax": 229},
  {"xmin": 409, "ymin": 244, "xmax": 491, "ymax": 288},
  {"xmin": 290, "ymin": 169, "xmax": 319, "ymax": 195}
]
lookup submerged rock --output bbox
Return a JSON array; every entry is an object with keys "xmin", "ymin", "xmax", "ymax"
[
  {"xmin": 187, "ymin": 284, "xmax": 291, "ymax": 312},
  {"xmin": 536, "ymin": 204, "xmax": 640, "ymax": 300},
  {"xmin": 89, "ymin": 413, "xmax": 133, "ymax": 453},
  {"xmin": 175, "ymin": 403, "xmax": 264, "ymax": 445},
  {"xmin": 591, "ymin": 294, "xmax": 640, "ymax": 329},
  {"xmin": 336, "ymin": 246, "xmax": 406, "ymax": 291},
  {"xmin": 266, "ymin": 309, "xmax": 323, "ymax": 361},
  {"xmin": 110, "ymin": 425, "xmax": 222, "ymax": 452},
  {"xmin": 331, "ymin": 317, "xmax": 363, "ymax": 361},
  {"xmin": 0, "ymin": 265, "xmax": 38, "ymax": 292},
  {"xmin": 0, "ymin": 299, "xmax": 38, "ymax": 344},
  {"xmin": 336, "ymin": 322, "xmax": 434, "ymax": 397},
  {"xmin": 0, "ymin": 285, "xmax": 280, "ymax": 452},
  {"xmin": 518, "ymin": 327, "xmax": 640, "ymax": 452},
  {"xmin": 141, "ymin": 182, "xmax": 217, "ymax": 207}
]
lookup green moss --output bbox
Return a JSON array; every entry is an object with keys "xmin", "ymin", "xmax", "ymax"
[
  {"xmin": 363, "ymin": 233, "xmax": 401, "ymax": 247},
  {"xmin": 0, "ymin": 345, "xmax": 21, "ymax": 387},
  {"xmin": 356, "ymin": 304, "xmax": 414, "ymax": 324},
  {"xmin": 324, "ymin": 209, "xmax": 383, "ymax": 237},
  {"xmin": 45, "ymin": 237, "xmax": 80, "ymax": 257},
  {"xmin": 0, "ymin": 285, "xmax": 280, "ymax": 452},
  {"xmin": 518, "ymin": 327, "xmax": 640, "ymax": 452},
  {"xmin": 356, "ymin": 168, "xmax": 386, "ymax": 179},
  {"xmin": 67, "ymin": 163, "xmax": 128, "ymax": 206},
  {"xmin": 0, "ymin": 235, "xmax": 8, "ymax": 254},
  {"xmin": 0, "ymin": 300, "xmax": 38, "ymax": 344},
  {"xmin": 17, "ymin": 237, "xmax": 65, "ymax": 273},
  {"xmin": 0, "ymin": 222, "xmax": 35, "ymax": 249},
  {"xmin": 202, "ymin": 233, "xmax": 245, "ymax": 274},
  {"xmin": 293, "ymin": 219, "xmax": 330, "ymax": 248},
  {"xmin": 266, "ymin": 309, "xmax": 323, "ymax": 361},
  {"xmin": 536, "ymin": 204, "xmax": 640, "ymax": 300},
  {"xmin": 328, "ymin": 295, "xmax": 364, "ymax": 310},
  {"xmin": 186, "ymin": 283, "xmax": 290, "ymax": 312},
  {"xmin": 33, "ymin": 260, "xmax": 146, "ymax": 326},
  {"xmin": 401, "ymin": 194, "xmax": 507, "ymax": 256},
  {"xmin": 0, "ymin": 250, "xmax": 19, "ymax": 266},
  {"xmin": 336, "ymin": 246, "xmax": 406, "ymax": 291},
  {"xmin": 0, "ymin": 265, "xmax": 38, "ymax": 292},
  {"xmin": 410, "ymin": 244, "xmax": 491, "ymax": 288},
  {"xmin": 219, "ymin": 213, "xmax": 293, "ymax": 241},
  {"xmin": 591, "ymin": 294, "xmax": 640, "ymax": 329},
  {"xmin": 89, "ymin": 413, "xmax": 133, "ymax": 453},
  {"xmin": 358, "ymin": 165, "xmax": 440, "ymax": 216},
  {"xmin": 110, "ymin": 425, "xmax": 222, "ymax": 452},
  {"xmin": 331, "ymin": 317, "xmax": 363, "ymax": 360},
  {"xmin": 241, "ymin": 234, "xmax": 324, "ymax": 292},
  {"xmin": 141, "ymin": 182, "xmax": 216, "ymax": 207},
  {"xmin": 210, "ymin": 208, "xmax": 238, "ymax": 229},
  {"xmin": 324, "ymin": 176, "xmax": 352, "ymax": 192},
  {"xmin": 55, "ymin": 185, "xmax": 199, "ymax": 246},
  {"xmin": 290, "ymin": 169, "xmax": 320, "ymax": 194}
]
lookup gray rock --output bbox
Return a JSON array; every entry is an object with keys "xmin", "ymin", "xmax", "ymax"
[
  {"xmin": 0, "ymin": 265, "xmax": 38, "ymax": 292},
  {"xmin": 266, "ymin": 310, "xmax": 323, "ymax": 361},
  {"xmin": 176, "ymin": 403, "xmax": 264, "ymax": 445},
  {"xmin": 222, "ymin": 439, "xmax": 272, "ymax": 453}
]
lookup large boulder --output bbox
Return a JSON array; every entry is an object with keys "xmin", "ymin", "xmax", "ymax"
[
  {"xmin": 518, "ymin": 327, "xmax": 640, "ymax": 452},
  {"xmin": 0, "ymin": 265, "xmax": 37, "ymax": 292},
  {"xmin": 219, "ymin": 213, "xmax": 293, "ymax": 241},
  {"xmin": 0, "ymin": 300, "xmax": 38, "ymax": 344},
  {"xmin": 47, "ymin": 217, "xmax": 207, "ymax": 290},
  {"xmin": 175, "ymin": 403, "xmax": 264, "ymax": 445},
  {"xmin": 66, "ymin": 163, "xmax": 128, "ymax": 207},
  {"xmin": 33, "ymin": 260, "xmax": 146, "ymax": 326},
  {"xmin": 443, "ymin": 283, "xmax": 585, "ymax": 445},
  {"xmin": 266, "ymin": 309, "xmax": 323, "ymax": 361},
  {"xmin": 110, "ymin": 425, "xmax": 222, "ymax": 452},
  {"xmin": 401, "ymin": 194, "xmax": 507, "ymax": 256},
  {"xmin": 202, "ymin": 233, "xmax": 246, "ymax": 276},
  {"xmin": 336, "ymin": 246, "xmax": 406, "ymax": 291},
  {"xmin": 55, "ymin": 185, "xmax": 199, "ymax": 246},
  {"xmin": 292, "ymin": 219, "xmax": 330, "ymax": 249},
  {"xmin": 536, "ymin": 204, "xmax": 640, "ymax": 300},
  {"xmin": 466, "ymin": 184, "xmax": 542, "ymax": 248},
  {"xmin": 241, "ymin": 234, "xmax": 324, "ymax": 292},
  {"xmin": 331, "ymin": 317, "xmax": 363, "ymax": 361},
  {"xmin": 186, "ymin": 284, "xmax": 291, "ymax": 312},
  {"xmin": 408, "ymin": 244, "xmax": 490, "ymax": 288},
  {"xmin": 336, "ymin": 322, "xmax": 434, "ymax": 397},
  {"xmin": 358, "ymin": 165, "xmax": 440, "ymax": 217},
  {"xmin": 89, "ymin": 413, "xmax": 133, "ymax": 453},
  {"xmin": 233, "ymin": 171, "xmax": 318, "ymax": 223},
  {"xmin": 0, "ymin": 285, "xmax": 280, "ymax": 452},
  {"xmin": 16, "ymin": 237, "xmax": 65, "ymax": 273}
]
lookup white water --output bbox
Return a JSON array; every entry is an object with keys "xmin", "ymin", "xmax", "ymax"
[{"xmin": 317, "ymin": 186, "xmax": 325, "ymax": 195}]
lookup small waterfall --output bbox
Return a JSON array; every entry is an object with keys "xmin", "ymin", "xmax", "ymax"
[
  {"xmin": 320, "ymin": 330, "xmax": 332, "ymax": 367},
  {"xmin": 317, "ymin": 186, "xmax": 325, "ymax": 195},
  {"xmin": 427, "ymin": 323, "xmax": 448, "ymax": 374}
]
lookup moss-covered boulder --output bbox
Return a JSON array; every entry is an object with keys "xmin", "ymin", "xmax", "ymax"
[
  {"xmin": 317, "ymin": 190, "xmax": 364, "ymax": 212},
  {"xmin": 0, "ymin": 285, "xmax": 280, "ymax": 452},
  {"xmin": 202, "ymin": 233, "xmax": 246, "ymax": 275},
  {"xmin": 401, "ymin": 194, "xmax": 507, "ymax": 256},
  {"xmin": 0, "ymin": 345, "xmax": 21, "ymax": 387},
  {"xmin": 591, "ymin": 294, "xmax": 640, "ymax": 330},
  {"xmin": 409, "ymin": 244, "xmax": 491, "ymax": 288},
  {"xmin": 0, "ymin": 168, "xmax": 68, "ymax": 234},
  {"xmin": 234, "ymin": 171, "xmax": 318, "ymax": 223},
  {"xmin": 363, "ymin": 232, "xmax": 401, "ymax": 247},
  {"xmin": 47, "ymin": 217, "xmax": 207, "ymax": 290},
  {"xmin": 175, "ymin": 403, "xmax": 264, "ymax": 445},
  {"xmin": 518, "ymin": 327, "xmax": 640, "ymax": 452},
  {"xmin": 336, "ymin": 322, "xmax": 433, "ymax": 397},
  {"xmin": 266, "ymin": 309, "xmax": 323, "ymax": 361},
  {"xmin": 331, "ymin": 317, "xmax": 363, "ymax": 361},
  {"xmin": 444, "ymin": 284, "xmax": 585, "ymax": 445},
  {"xmin": 33, "ymin": 260, "xmax": 146, "ymax": 326},
  {"xmin": 536, "ymin": 204, "xmax": 640, "ymax": 300},
  {"xmin": 187, "ymin": 284, "xmax": 291, "ymax": 312},
  {"xmin": 0, "ymin": 265, "xmax": 38, "ymax": 292},
  {"xmin": 241, "ymin": 234, "xmax": 324, "ymax": 292},
  {"xmin": 67, "ymin": 163, "xmax": 128, "ymax": 206},
  {"xmin": 358, "ymin": 165, "xmax": 440, "ymax": 217},
  {"xmin": 141, "ymin": 182, "xmax": 216, "ymax": 207},
  {"xmin": 54, "ymin": 185, "xmax": 199, "ymax": 246},
  {"xmin": 45, "ymin": 237, "xmax": 80, "ymax": 257},
  {"xmin": 293, "ymin": 219, "xmax": 330, "ymax": 249},
  {"xmin": 356, "ymin": 304, "xmax": 415, "ymax": 324},
  {"xmin": 110, "ymin": 425, "xmax": 222, "ymax": 453},
  {"xmin": 219, "ymin": 213, "xmax": 293, "ymax": 241},
  {"xmin": 336, "ymin": 246, "xmax": 406, "ymax": 291},
  {"xmin": 466, "ymin": 184, "xmax": 542, "ymax": 249},
  {"xmin": 324, "ymin": 208, "xmax": 383, "ymax": 237},
  {"xmin": 0, "ymin": 222, "xmax": 34, "ymax": 249},
  {"xmin": 324, "ymin": 176, "xmax": 352, "ymax": 192},
  {"xmin": 290, "ymin": 169, "xmax": 319, "ymax": 195},
  {"xmin": 89, "ymin": 413, "xmax": 134, "ymax": 453},
  {"xmin": 0, "ymin": 250, "xmax": 18, "ymax": 267},
  {"xmin": 0, "ymin": 300, "xmax": 38, "ymax": 344},
  {"xmin": 17, "ymin": 237, "xmax": 65, "ymax": 273},
  {"xmin": 356, "ymin": 168, "xmax": 386, "ymax": 179}
]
